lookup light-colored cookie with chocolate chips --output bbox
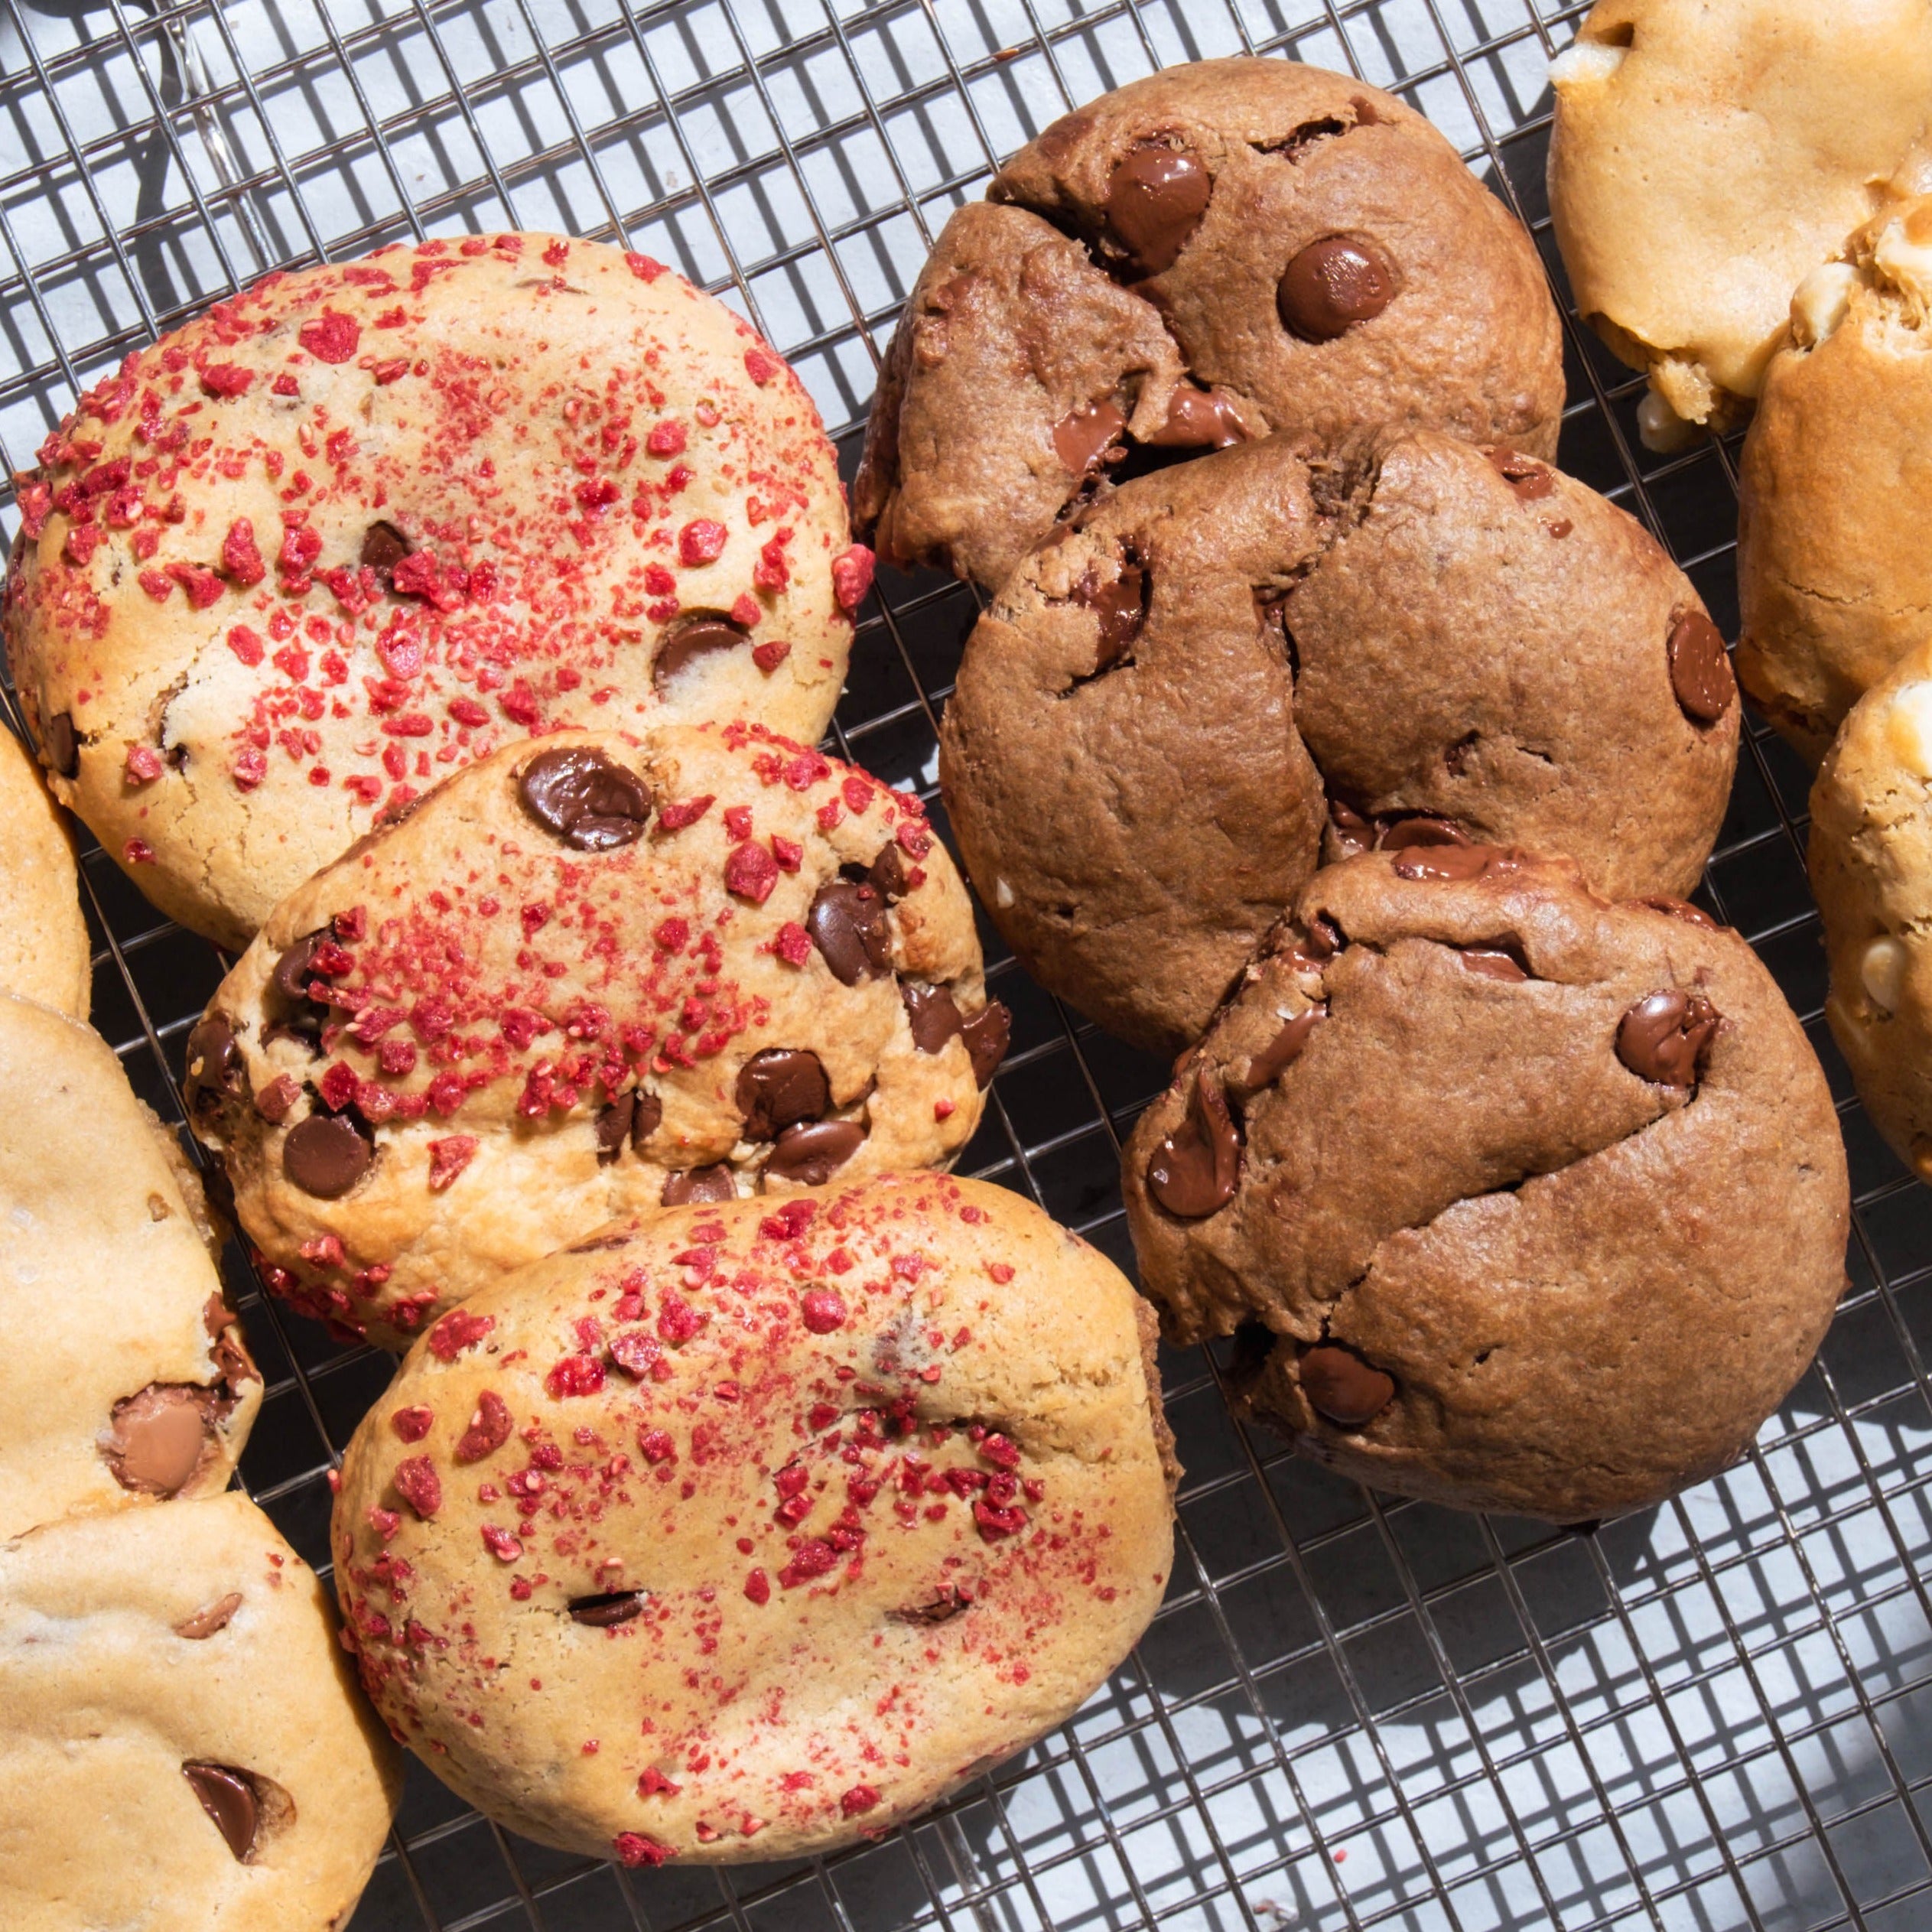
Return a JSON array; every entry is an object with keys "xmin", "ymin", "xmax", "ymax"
[
  {"xmin": 856, "ymin": 56, "xmax": 1563, "ymax": 589},
  {"xmin": 1123, "ymin": 850, "xmax": 1848, "ymax": 1522},
  {"xmin": 941, "ymin": 429, "xmax": 1737, "ymax": 1052},
  {"xmin": 0, "ymin": 1491, "xmax": 402, "ymax": 1931},
  {"xmin": 189, "ymin": 725, "xmax": 1006, "ymax": 1348},
  {"xmin": 0, "ymin": 990, "xmax": 258, "ymax": 1541},
  {"xmin": 0, "ymin": 724, "xmax": 89, "ymax": 1017},
  {"xmin": 333, "ymin": 1175, "xmax": 1174, "ymax": 1866},
  {"xmin": 4, "ymin": 232, "xmax": 867, "ymax": 951},
  {"xmin": 1548, "ymin": 0, "xmax": 1932, "ymax": 446}
]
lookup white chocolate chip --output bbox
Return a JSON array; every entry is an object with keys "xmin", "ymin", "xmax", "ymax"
[
  {"xmin": 1550, "ymin": 41, "xmax": 1626, "ymax": 89},
  {"xmin": 1862, "ymin": 935, "xmax": 1909, "ymax": 1016},
  {"xmin": 1884, "ymin": 679, "xmax": 1932, "ymax": 779},
  {"xmin": 1874, "ymin": 214, "xmax": 1932, "ymax": 313},
  {"xmin": 994, "ymin": 877, "xmax": 1014, "ymax": 909},
  {"xmin": 1789, "ymin": 262, "xmax": 1859, "ymax": 350},
  {"xmin": 1637, "ymin": 387, "xmax": 1700, "ymax": 454}
]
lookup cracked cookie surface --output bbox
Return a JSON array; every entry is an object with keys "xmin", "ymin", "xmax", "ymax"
[
  {"xmin": 0, "ymin": 726, "xmax": 89, "ymax": 1018},
  {"xmin": 856, "ymin": 57, "xmax": 1562, "ymax": 589},
  {"xmin": 939, "ymin": 431, "xmax": 1737, "ymax": 1052},
  {"xmin": 1122, "ymin": 851, "xmax": 1848, "ymax": 1521},
  {"xmin": 332, "ymin": 1175, "xmax": 1175, "ymax": 1865},
  {"xmin": 190, "ymin": 724, "xmax": 1003, "ymax": 1348},
  {"xmin": 3, "ymin": 233, "xmax": 864, "ymax": 951}
]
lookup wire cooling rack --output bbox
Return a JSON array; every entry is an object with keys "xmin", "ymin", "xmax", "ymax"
[{"xmin": 5, "ymin": 1, "xmax": 1932, "ymax": 1927}]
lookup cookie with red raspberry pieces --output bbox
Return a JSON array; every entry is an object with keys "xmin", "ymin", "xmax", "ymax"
[
  {"xmin": 1122, "ymin": 851, "xmax": 1848, "ymax": 1522},
  {"xmin": 3, "ymin": 232, "xmax": 866, "ymax": 951},
  {"xmin": 188, "ymin": 725, "xmax": 1004, "ymax": 1348},
  {"xmin": 0, "ymin": 724, "xmax": 89, "ymax": 1018},
  {"xmin": 332, "ymin": 1175, "xmax": 1174, "ymax": 1864},
  {"xmin": 0, "ymin": 990, "xmax": 259, "ymax": 1540}
]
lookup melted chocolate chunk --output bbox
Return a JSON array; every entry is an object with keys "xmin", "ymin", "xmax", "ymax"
[
  {"xmin": 869, "ymin": 844, "xmax": 911, "ymax": 903},
  {"xmin": 1328, "ymin": 798, "xmax": 1374, "ymax": 860},
  {"xmin": 1052, "ymin": 399, "xmax": 1126, "ymax": 475},
  {"xmin": 1143, "ymin": 386, "xmax": 1247, "ymax": 450},
  {"xmin": 890, "ymin": 1587, "xmax": 972, "ymax": 1625},
  {"xmin": 184, "ymin": 1013, "xmax": 247, "ymax": 1120},
  {"xmin": 1459, "ymin": 946, "xmax": 1530, "ymax": 982},
  {"xmin": 39, "ymin": 710, "xmax": 79, "ymax": 779},
  {"xmin": 1232, "ymin": 1003, "xmax": 1327, "ymax": 1100},
  {"xmin": 266, "ymin": 930, "xmax": 341, "ymax": 1049},
  {"xmin": 1105, "ymin": 141, "xmax": 1212, "ymax": 275},
  {"xmin": 518, "ymin": 747, "xmax": 652, "ymax": 851},
  {"xmin": 1392, "ymin": 844, "xmax": 1517, "ymax": 883},
  {"xmin": 202, "ymin": 1295, "xmax": 255, "ymax": 1389},
  {"xmin": 1667, "ymin": 611, "xmax": 1736, "ymax": 726},
  {"xmin": 1638, "ymin": 895, "xmax": 1719, "ymax": 929},
  {"xmin": 102, "ymin": 1384, "xmax": 220, "ymax": 1496},
  {"xmin": 1147, "ymin": 1071, "xmax": 1241, "ymax": 1218},
  {"xmin": 1074, "ymin": 564, "xmax": 1148, "ymax": 670},
  {"xmin": 653, "ymin": 613, "xmax": 748, "ymax": 690},
  {"xmin": 174, "ymin": 1592, "xmax": 244, "ymax": 1641},
  {"xmin": 271, "ymin": 932, "xmax": 330, "ymax": 1005},
  {"xmin": 182, "ymin": 1763, "xmax": 259, "ymax": 1862},
  {"xmin": 903, "ymin": 984, "xmax": 966, "ymax": 1055},
  {"xmin": 661, "ymin": 1164, "xmax": 736, "ymax": 1207},
  {"xmin": 1278, "ymin": 236, "xmax": 1394, "ymax": 340},
  {"xmin": 282, "ymin": 1112, "xmax": 373, "ymax": 1198},
  {"xmin": 808, "ymin": 880, "xmax": 893, "ymax": 985},
  {"xmin": 597, "ymin": 1092, "xmax": 634, "ymax": 1163},
  {"xmin": 1487, "ymin": 448, "xmax": 1556, "ymax": 500},
  {"xmin": 961, "ymin": 1001, "xmax": 1011, "ymax": 1089},
  {"xmin": 736, "ymin": 1049, "xmax": 831, "ymax": 1140},
  {"xmin": 1299, "ymin": 1343, "xmax": 1396, "ymax": 1429},
  {"xmin": 630, "ymin": 1091, "xmax": 663, "ymax": 1149},
  {"xmin": 1616, "ymin": 989, "xmax": 1721, "ymax": 1088},
  {"xmin": 1378, "ymin": 815, "xmax": 1469, "ymax": 852},
  {"xmin": 359, "ymin": 521, "xmax": 411, "ymax": 581},
  {"xmin": 568, "ymin": 1589, "xmax": 647, "ymax": 1627},
  {"xmin": 766, "ymin": 1118, "xmax": 867, "ymax": 1186}
]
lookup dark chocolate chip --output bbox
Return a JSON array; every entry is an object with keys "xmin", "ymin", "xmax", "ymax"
[
  {"xmin": 1327, "ymin": 798, "xmax": 1374, "ymax": 859},
  {"xmin": 961, "ymin": 1001, "xmax": 1010, "ymax": 1089},
  {"xmin": 1299, "ymin": 1343, "xmax": 1396, "ymax": 1428},
  {"xmin": 890, "ymin": 1587, "xmax": 971, "ymax": 1625},
  {"xmin": 174, "ymin": 1592, "xmax": 244, "ymax": 1641},
  {"xmin": 1486, "ymin": 448, "xmax": 1556, "ymax": 499},
  {"xmin": 766, "ymin": 1118, "xmax": 866, "ymax": 1186},
  {"xmin": 1615, "ymin": 989, "xmax": 1721, "ymax": 1088},
  {"xmin": 184, "ymin": 1013, "xmax": 247, "ymax": 1120},
  {"xmin": 808, "ymin": 881, "xmax": 894, "ymax": 985},
  {"xmin": 1147, "ymin": 1071, "xmax": 1241, "ymax": 1218},
  {"xmin": 1052, "ymin": 400, "xmax": 1126, "ymax": 476},
  {"xmin": 282, "ymin": 1112, "xmax": 373, "ymax": 1198},
  {"xmin": 1638, "ymin": 895, "xmax": 1719, "ymax": 929},
  {"xmin": 39, "ymin": 710, "xmax": 78, "ymax": 779},
  {"xmin": 1143, "ymin": 387, "xmax": 1246, "ymax": 450},
  {"xmin": 1667, "ymin": 612, "xmax": 1736, "ymax": 726},
  {"xmin": 1278, "ymin": 236, "xmax": 1394, "ymax": 340},
  {"xmin": 182, "ymin": 1763, "xmax": 259, "ymax": 1862},
  {"xmin": 1074, "ymin": 564, "xmax": 1147, "ymax": 668},
  {"xmin": 629, "ymin": 1091, "xmax": 663, "ymax": 1149},
  {"xmin": 1459, "ymin": 946, "xmax": 1530, "ymax": 982},
  {"xmin": 735, "ymin": 1049, "xmax": 831, "ymax": 1140},
  {"xmin": 568, "ymin": 1590, "xmax": 647, "ymax": 1628},
  {"xmin": 517, "ymin": 746, "xmax": 652, "ymax": 851},
  {"xmin": 653, "ymin": 613, "xmax": 748, "ymax": 691},
  {"xmin": 597, "ymin": 1092, "xmax": 634, "ymax": 1163},
  {"xmin": 1378, "ymin": 816, "xmax": 1469, "ymax": 852},
  {"xmin": 1392, "ymin": 844, "xmax": 1516, "ymax": 882},
  {"xmin": 271, "ymin": 930, "xmax": 339, "ymax": 1016},
  {"xmin": 360, "ymin": 521, "xmax": 411, "ymax": 580},
  {"xmin": 661, "ymin": 1164, "xmax": 736, "ymax": 1206},
  {"xmin": 1232, "ymin": 1003, "xmax": 1326, "ymax": 1100},
  {"xmin": 869, "ymin": 844, "xmax": 911, "ymax": 903},
  {"xmin": 1105, "ymin": 141, "xmax": 1212, "ymax": 275},
  {"xmin": 903, "ymin": 984, "xmax": 965, "ymax": 1055}
]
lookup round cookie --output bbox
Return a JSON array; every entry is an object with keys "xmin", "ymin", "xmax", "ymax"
[
  {"xmin": 1548, "ymin": 0, "xmax": 1932, "ymax": 447},
  {"xmin": 856, "ymin": 57, "xmax": 1563, "ymax": 590},
  {"xmin": 1739, "ymin": 197, "xmax": 1932, "ymax": 761},
  {"xmin": 0, "ymin": 990, "xmax": 259, "ymax": 1541},
  {"xmin": 3, "ymin": 232, "xmax": 865, "ymax": 951},
  {"xmin": 0, "ymin": 1491, "xmax": 402, "ymax": 1930},
  {"xmin": 940, "ymin": 430, "xmax": 1738, "ymax": 1052},
  {"xmin": 333, "ymin": 1175, "xmax": 1175, "ymax": 1865},
  {"xmin": 1122, "ymin": 850, "xmax": 1848, "ymax": 1522},
  {"xmin": 189, "ymin": 724, "xmax": 1004, "ymax": 1348},
  {"xmin": 0, "ymin": 724, "xmax": 89, "ymax": 1017}
]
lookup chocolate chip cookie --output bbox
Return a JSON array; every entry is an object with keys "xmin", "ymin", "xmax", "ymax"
[
  {"xmin": 940, "ymin": 429, "xmax": 1738, "ymax": 1052},
  {"xmin": 0, "ymin": 723, "xmax": 89, "ymax": 1018},
  {"xmin": 4, "ymin": 233, "xmax": 864, "ymax": 951},
  {"xmin": 190, "ymin": 725, "xmax": 1004, "ymax": 1348},
  {"xmin": 0, "ymin": 990, "xmax": 258, "ymax": 1540},
  {"xmin": 855, "ymin": 56, "xmax": 1563, "ymax": 590},
  {"xmin": 1548, "ymin": 0, "xmax": 1932, "ymax": 447},
  {"xmin": 333, "ymin": 1175, "xmax": 1174, "ymax": 1865},
  {"xmin": 1122, "ymin": 851, "xmax": 1848, "ymax": 1522},
  {"xmin": 0, "ymin": 1491, "xmax": 402, "ymax": 1930}
]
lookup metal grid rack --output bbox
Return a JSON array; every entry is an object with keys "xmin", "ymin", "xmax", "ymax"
[{"xmin": 4, "ymin": 0, "xmax": 1930, "ymax": 1927}]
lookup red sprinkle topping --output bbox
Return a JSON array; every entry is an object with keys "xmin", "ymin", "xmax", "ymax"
[
  {"xmin": 454, "ymin": 1390, "xmax": 514, "ymax": 1464},
  {"xmin": 724, "ymin": 841, "xmax": 779, "ymax": 904},
  {"xmin": 678, "ymin": 519, "xmax": 727, "ymax": 566},
  {"xmin": 799, "ymin": 1289, "xmax": 847, "ymax": 1335},
  {"xmin": 393, "ymin": 1456, "xmax": 443, "ymax": 1519},
  {"xmin": 391, "ymin": 1406, "xmax": 434, "ymax": 1442},
  {"xmin": 545, "ymin": 1354, "xmax": 607, "ymax": 1399},
  {"xmin": 656, "ymin": 794, "xmax": 714, "ymax": 832},
  {"xmin": 427, "ymin": 1309, "xmax": 495, "ymax": 1361},
  {"xmin": 841, "ymin": 1784, "xmax": 882, "ymax": 1817},
  {"xmin": 298, "ymin": 309, "xmax": 362, "ymax": 363},
  {"xmin": 831, "ymin": 545, "xmax": 875, "ymax": 613},
  {"xmin": 743, "ymin": 1568, "xmax": 771, "ymax": 1605},
  {"xmin": 612, "ymin": 1831, "xmax": 675, "ymax": 1868},
  {"xmin": 480, "ymin": 1524, "xmax": 524, "ymax": 1563},
  {"xmin": 427, "ymin": 1136, "xmax": 479, "ymax": 1192}
]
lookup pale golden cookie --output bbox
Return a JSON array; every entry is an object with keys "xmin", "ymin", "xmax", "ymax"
[{"xmin": 0, "ymin": 725, "xmax": 88, "ymax": 1017}]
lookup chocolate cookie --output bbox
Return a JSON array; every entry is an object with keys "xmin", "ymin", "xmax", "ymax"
[
  {"xmin": 1122, "ymin": 851, "xmax": 1848, "ymax": 1522},
  {"xmin": 333, "ymin": 1176, "xmax": 1174, "ymax": 1865},
  {"xmin": 190, "ymin": 725, "xmax": 1004, "ymax": 1347},
  {"xmin": 4, "ymin": 233, "xmax": 865, "ymax": 951},
  {"xmin": 940, "ymin": 430, "xmax": 1738, "ymax": 1051},
  {"xmin": 0, "ymin": 1492, "xmax": 402, "ymax": 1930},
  {"xmin": 855, "ymin": 57, "xmax": 1563, "ymax": 589},
  {"xmin": 0, "ymin": 724, "xmax": 89, "ymax": 1018}
]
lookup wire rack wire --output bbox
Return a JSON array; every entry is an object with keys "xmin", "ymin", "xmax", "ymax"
[{"xmin": 4, "ymin": 1, "xmax": 1931, "ymax": 1927}]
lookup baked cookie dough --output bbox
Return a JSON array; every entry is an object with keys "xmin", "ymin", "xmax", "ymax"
[
  {"xmin": 4, "ymin": 232, "xmax": 866, "ymax": 951},
  {"xmin": 189, "ymin": 725, "xmax": 1004, "ymax": 1348},
  {"xmin": 0, "ymin": 724, "xmax": 89, "ymax": 1018},
  {"xmin": 0, "ymin": 1491, "xmax": 402, "ymax": 1931},
  {"xmin": 1548, "ymin": 0, "xmax": 1932, "ymax": 447},
  {"xmin": 941, "ymin": 430, "xmax": 1737, "ymax": 1052},
  {"xmin": 1738, "ymin": 197, "xmax": 1932, "ymax": 761},
  {"xmin": 1123, "ymin": 850, "xmax": 1848, "ymax": 1522},
  {"xmin": 333, "ymin": 1175, "xmax": 1174, "ymax": 1865},
  {"xmin": 857, "ymin": 57, "xmax": 1563, "ymax": 589},
  {"xmin": 0, "ymin": 990, "xmax": 258, "ymax": 1541}
]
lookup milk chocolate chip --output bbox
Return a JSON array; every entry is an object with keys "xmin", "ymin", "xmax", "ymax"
[
  {"xmin": 1075, "ymin": 564, "xmax": 1147, "ymax": 669},
  {"xmin": 1143, "ymin": 386, "xmax": 1247, "ymax": 450},
  {"xmin": 1638, "ymin": 895, "xmax": 1719, "ymax": 929},
  {"xmin": 518, "ymin": 746, "xmax": 652, "ymax": 851},
  {"xmin": 174, "ymin": 1592, "xmax": 244, "ymax": 1640},
  {"xmin": 182, "ymin": 1763, "xmax": 259, "ymax": 1862},
  {"xmin": 1667, "ymin": 612, "xmax": 1736, "ymax": 726},
  {"xmin": 1459, "ymin": 945, "xmax": 1530, "ymax": 982},
  {"xmin": 661, "ymin": 1164, "xmax": 735, "ymax": 1206},
  {"xmin": 102, "ymin": 1384, "xmax": 219, "ymax": 1496},
  {"xmin": 903, "ymin": 984, "xmax": 966, "ymax": 1054},
  {"xmin": 1328, "ymin": 798, "xmax": 1373, "ymax": 860},
  {"xmin": 1053, "ymin": 399, "xmax": 1126, "ymax": 475},
  {"xmin": 597, "ymin": 1092, "xmax": 635, "ymax": 1163},
  {"xmin": 1393, "ymin": 844, "xmax": 1516, "ymax": 883},
  {"xmin": 1616, "ymin": 989, "xmax": 1721, "ymax": 1088},
  {"xmin": 961, "ymin": 1001, "xmax": 1011, "ymax": 1088},
  {"xmin": 39, "ymin": 710, "xmax": 79, "ymax": 779},
  {"xmin": 568, "ymin": 1589, "xmax": 647, "ymax": 1627},
  {"xmin": 808, "ymin": 881, "xmax": 893, "ymax": 985},
  {"xmin": 868, "ymin": 844, "xmax": 911, "ymax": 903},
  {"xmin": 1147, "ymin": 1071, "xmax": 1240, "ymax": 1218},
  {"xmin": 736, "ymin": 1049, "xmax": 831, "ymax": 1140},
  {"xmin": 1487, "ymin": 448, "xmax": 1555, "ymax": 499},
  {"xmin": 653, "ymin": 613, "xmax": 747, "ymax": 689},
  {"xmin": 766, "ymin": 1118, "xmax": 866, "ymax": 1186},
  {"xmin": 1379, "ymin": 816, "xmax": 1469, "ymax": 852},
  {"xmin": 282, "ymin": 1111, "xmax": 373, "ymax": 1197},
  {"xmin": 1299, "ymin": 1342, "xmax": 1396, "ymax": 1428},
  {"xmin": 184, "ymin": 1013, "xmax": 247, "ymax": 1120},
  {"xmin": 1105, "ymin": 141, "xmax": 1212, "ymax": 275},
  {"xmin": 1279, "ymin": 236, "xmax": 1394, "ymax": 340},
  {"xmin": 360, "ymin": 520, "xmax": 411, "ymax": 581},
  {"xmin": 1232, "ymin": 1003, "xmax": 1326, "ymax": 1100},
  {"xmin": 629, "ymin": 1091, "xmax": 663, "ymax": 1149}
]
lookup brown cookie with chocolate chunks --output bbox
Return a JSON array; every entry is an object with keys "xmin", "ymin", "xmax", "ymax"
[
  {"xmin": 1122, "ymin": 851, "xmax": 1849, "ymax": 1523},
  {"xmin": 939, "ymin": 428, "xmax": 1738, "ymax": 1052},
  {"xmin": 855, "ymin": 56, "xmax": 1563, "ymax": 589}
]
